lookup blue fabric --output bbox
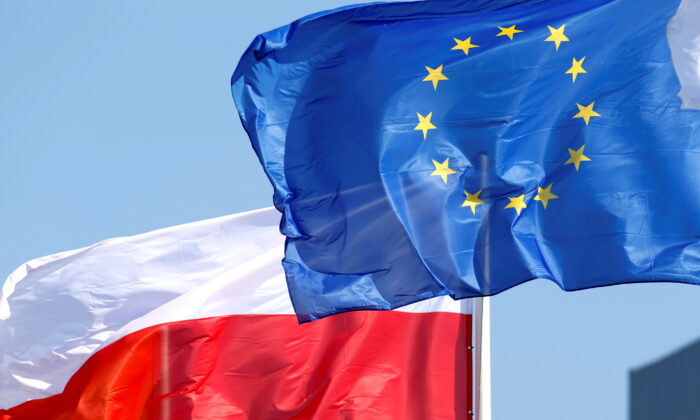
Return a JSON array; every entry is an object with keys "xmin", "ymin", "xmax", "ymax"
[{"xmin": 232, "ymin": 0, "xmax": 700, "ymax": 322}]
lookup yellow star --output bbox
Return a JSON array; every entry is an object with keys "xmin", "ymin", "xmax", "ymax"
[
  {"xmin": 534, "ymin": 184, "xmax": 559, "ymax": 209},
  {"xmin": 452, "ymin": 37, "xmax": 479, "ymax": 55},
  {"xmin": 505, "ymin": 194, "xmax": 528, "ymax": 215},
  {"xmin": 545, "ymin": 25, "xmax": 569, "ymax": 51},
  {"xmin": 423, "ymin": 65, "xmax": 448, "ymax": 90},
  {"xmin": 462, "ymin": 190, "xmax": 485, "ymax": 215},
  {"xmin": 573, "ymin": 101, "xmax": 601, "ymax": 125},
  {"xmin": 497, "ymin": 25, "xmax": 524, "ymax": 40},
  {"xmin": 414, "ymin": 112, "xmax": 437, "ymax": 139},
  {"xmin": 566, "ymin": 57, "xmax": 587, "ymax": 83},
  {"xmin": 565, "ymin": 145, "xmax": 591, "ymax": 171},
  {"xmin": 431, "ymin": 158, "xmax": 457, "ymax": 184}
]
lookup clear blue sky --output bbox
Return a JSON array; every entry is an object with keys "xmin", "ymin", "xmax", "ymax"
[{"xmin": 1, "ymin": 1, "xmax": 699, "ymax": 419}]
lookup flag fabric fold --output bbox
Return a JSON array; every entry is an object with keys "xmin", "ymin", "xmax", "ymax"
[
  {"xmin": 0, "ymin": 208, "xmax": 474, "ymax": 419},
  {"xmin": 232, "ymin": 0, "xmax": 700, "ymax": 321}
]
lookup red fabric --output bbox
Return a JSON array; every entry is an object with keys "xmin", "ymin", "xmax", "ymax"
[{"xmin": 2, "ymin": 311, "xmax": 471, "ymax": 420}]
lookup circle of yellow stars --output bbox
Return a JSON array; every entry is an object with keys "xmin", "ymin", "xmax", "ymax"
[{"xmin": 413, "ymin": 22, "xmax": 599, "ymax": 217}]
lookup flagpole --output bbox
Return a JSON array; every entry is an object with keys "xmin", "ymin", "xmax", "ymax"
[
  {"xmin": 474, "ymin": 297, "xmax": 492, "ymax": 420},
  {"xmin": 160, "ymin": 326, "xmax": 171, "ymax": 419},
  {"xmin": 474, "ymin": 153, "xmax": 492, "ymax": 420}
]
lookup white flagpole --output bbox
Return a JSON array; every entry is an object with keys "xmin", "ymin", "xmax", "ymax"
[
  {"xmin": 474, "ymin": 296, "xmax": 492, "ymax": 420},
  {"xmin": 474, "ymin": 153, "xmax": 492, "ymax": 420}
]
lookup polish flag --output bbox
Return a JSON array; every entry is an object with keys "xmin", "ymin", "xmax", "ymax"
[{"xmin": 0, "ymin": 208, "xmax": 486, "ymax": 419}]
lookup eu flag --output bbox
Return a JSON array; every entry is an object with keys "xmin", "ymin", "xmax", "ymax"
[{"xmin": 232, "ymin": 0, "xmax": 700, "ymax": 322}]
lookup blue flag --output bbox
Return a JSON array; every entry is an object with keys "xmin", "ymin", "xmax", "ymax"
[{"xmin": 232, "ymin": 0, "xmax": 700, "ymax": 322}]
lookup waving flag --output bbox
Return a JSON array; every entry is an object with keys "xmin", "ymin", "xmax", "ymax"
[
  {"xmin": 0, "ymin": 208, "xmax": 477, "ymax": 419},
  {"xmin": 232, "ymin": 0, "xmax": 700, "ymax": 322}
]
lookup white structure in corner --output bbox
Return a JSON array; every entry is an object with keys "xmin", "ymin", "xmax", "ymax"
[{"xmin": 668, "ymin": 0, "xmax": 700, "ymax": 109}]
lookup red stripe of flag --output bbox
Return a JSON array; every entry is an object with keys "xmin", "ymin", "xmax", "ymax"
[{"xmin": 2, "ymin": 311, "xmax": 471, "ymax": 420}]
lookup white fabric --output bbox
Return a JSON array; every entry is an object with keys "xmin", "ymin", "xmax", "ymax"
[
  {"xmin": 0, "ymin": 207, "xmax": 470, "ymax": 409},
  {"xmin": 669, "ymin": 0, "xmax": 700, "ymax": 109}
]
